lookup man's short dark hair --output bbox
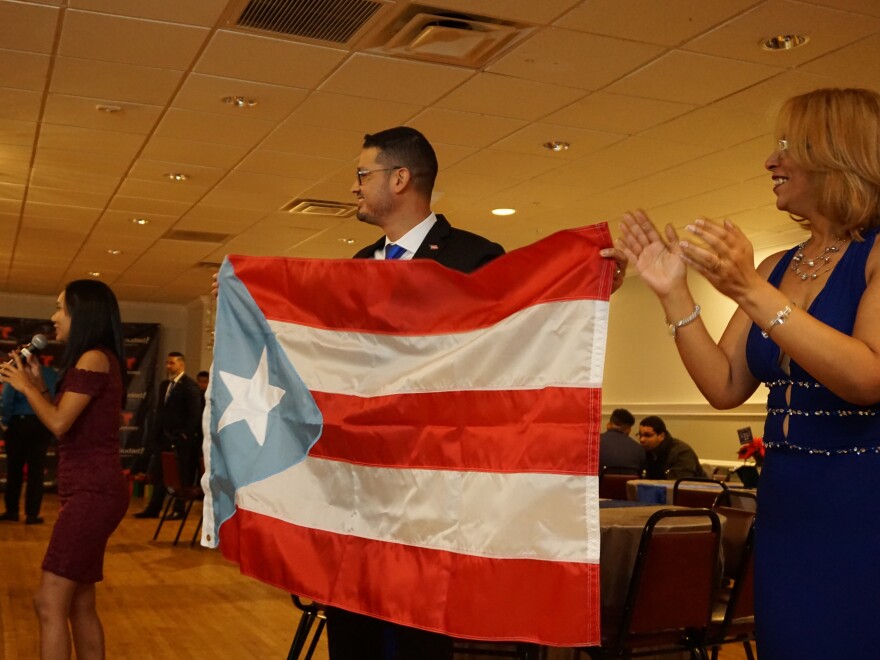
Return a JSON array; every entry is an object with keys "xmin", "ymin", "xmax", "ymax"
[
  {"xmin": 362, "ymin": 126, "xmax": 438, "ymax": 198},
  {"xmin": 640, "ymin": 415, "xmax": 667, "ymax": 436},
  {"xmin": 197, "ymin": 370, "xmax": 209, "ymax": 379},
  {"xmin": 609, "ymin": 408, "xmax": 635, "ymax": 427},
  {"xmin": 168, "ymin": 351, "xmax": 185, "ymax": 360}
]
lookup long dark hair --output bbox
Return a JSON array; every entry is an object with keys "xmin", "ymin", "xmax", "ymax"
[{"xmin": 58, "ymin": 280, "xmax": 126, "ymax": 405}]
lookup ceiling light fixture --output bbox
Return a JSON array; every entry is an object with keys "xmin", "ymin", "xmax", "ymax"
[
  {"xmin": 88, "ymin": 271, "xmax": 101, "ymax": 277},
  {"xmin": 222, "ymin": 96, "xmax": 257, "ymax": 108},
  {"xmin": 492, "ymin": 208, "xmax": 516, "ymax": 216},
  {"xmin": 95, "ymin": 104, "xmax": 122, "ymax": 114},
  {"xmin": 164, "ymin": 172, "xmax": 189, "ymax": 182},
  {"xmin": 130, "ymin": 218, "xmax": 150, "ymax": 225},
  {"xmin": 542, "ymin": 141, "xmax": 570, "ymax": 152},
  {"xmin": 761, "ymin": 34, "xmax": 809, "ymax": 51},
  {"xmin": 107, "ymin": 249, "xmax": 122, "ymax": 255},
  {"xmin": 338, "ymin": 238, "xmax": 355, "ymax": 244}
]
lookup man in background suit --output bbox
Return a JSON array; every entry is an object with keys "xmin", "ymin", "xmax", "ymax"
[
  {"xmin": 599, "ymin": 408, "xmax": 645, "ymax": 474},
  {"xmin": 325, "ymin": 126, "xmax": 504, "ymax": 660},
  {"xmin": 134, "ymin": 352, "xmax": 202, "ymax": 519}
]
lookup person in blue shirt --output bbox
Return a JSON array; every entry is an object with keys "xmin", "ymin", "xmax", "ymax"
[{"xmin": 1, "ymin": 363, "xmax": 58, "ymax": 524}]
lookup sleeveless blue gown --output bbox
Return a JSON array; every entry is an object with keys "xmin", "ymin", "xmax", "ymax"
[{"xmin": 745, "ymin": 227, "xmax": 880, "ymax": 659}]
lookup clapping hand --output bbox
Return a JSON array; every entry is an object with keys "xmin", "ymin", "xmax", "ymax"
[{"xmin": 616, "ymin": 210, "xmax": 688, "ymax": 297}]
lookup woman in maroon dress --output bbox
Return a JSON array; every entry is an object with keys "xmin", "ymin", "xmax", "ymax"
[{"xmin": 0, "ymin": 280, "xmax": 128, "ymax": 660}]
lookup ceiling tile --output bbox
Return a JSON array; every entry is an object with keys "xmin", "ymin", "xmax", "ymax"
[
  {"xmin": 683, "ymin": 0, "xmax": 880, "ymax": 66},
  {"xmin": 663, "ymin": 135, "xmax": 774, "ymax": 184},
  {"xmin": 493, "ymin": 122, "xmax": 625, "ymax": 158},
  {"xmin": 237, "ymin": 150, "xmax": 348, "ymax": 180},
  {"xmin": 799, "ymin": 33, "xmax": 880, "ymax": 91},
  {"xmin": 0, "ymin": 88, "xmax": 43, "ymax": 122},
  {"xmin": 488, "ymin": 28, "xmax": 664, "ymax": 90},
  {"xmin": 802, "ymin": 0, "xmax": 880, "ymax": 18},
  {"xmin": 0, "ymin": 1, "xmax": 58, "ymax": 53},
  {"xmin": 178, "ymin": 205, "xmax": 267, "ymax": 233},
  {"xmin": 0, "ymin": 49, "xmax": 51, "ymax": 92},
  {"xmin": 607, "ymin": 51, "xmax": 781, "ymax": 104},
  {"xmin": 282, "ymin": 92, "xmax": 422, "ymax": 134},
  {"xmin": 22, "ymin": 201, "xmax": 102, "ymax": 227},
  {"xmin": 546, "ymin": 91, "xmax": 695, "ymax": 135},
  {"xmin": 198, "ymin": 187, "xmax": 292, "ymax": 213},
  {"xmin": 709, "ymin": 69, "xmax": 840, "ymax": 116},
  {"xmin": 42, "ymin": 93, "xmax": 163, "ymax": 134},
  {"xmin": 37, "ymin": 124, "xmax": 145, "ymax": 158},
  {"xmin": 0, "ymin": 182, "xmax": 25, "ymax": 202},
  {"xmin": 33, "ymin": 148, "xmax": 131, "ymax": 177},
  {"xmin": 154, "ymin": 108, "xmax": 276, "ymax": 147},
  {"xmin": 195, "ymin": 30, "xmax": 348, "ymax": 89},
  {"xmin": 262, "ymin": 122, "xmax": 364, "ymax": 159},
  {"xmin": 50, "ymin": 56, "xmax": 184, "ymax": 105},
  {"xmin": 107, "ymin": 195, "xmax": 191, "ymax": 216},
  {"xmin": 140, "ymin": 136, "xmax": 249, "ymax": 169},
  {"xmin": 128, "ymin": 159, "xmax": 225, "ymax": 188},
  {"xmin": 447, "ymin": 149, "xmax": 565, "ymax": 182},
  {"xmin": 93, "ymin": 209, "xmax": 177, "ymax": 239},
  {"xmin": 60, "ymin": 10, "xmax": 209, "ymax": 69},
  {"xmin": 555, "ymin": 0, "xmax": 759, "ymax": 46},
  {"xmin": 408, "ymin": 108, "xmax": 526, "ymax": 148},
  {"xmin": 0, "ymin": 120, "xmax": 37, "ymax": 147},
  {"xmin": 214, "ymin": 171, "xmax": 311, "ymax": 199},
  {"xmin": 172, "ymin": 74, "xmax": 309, "ymax": 121},
  {"xmin": 320, "ymin": 53, "xmax": 474, "ymax": 105},
  {"xmin": 436, "ymin": 72, "xmax": 585, "ymax": 121},
  {"xmin": 27, "ymin": 186, "xmax": 110, "ymax": 209},
  {"xmin": 116, "ymin": 178, "xmax": 207, "ymax": 203},
  {"xmin": 639, "ymin": 106, "xmax": 770, "ymax": 148},
  {"xmin": 30, "ymin": 166, "xmax": 119, "ymax": 194},
  {"xmin": 69, "ymin": 0, "xmax": 229, "ymax": 26}
]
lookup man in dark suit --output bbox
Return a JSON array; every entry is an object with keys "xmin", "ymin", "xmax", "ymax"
[
  {"xmin": 599, "ymin": 408, "xmax": 646, "ymax": 474},
  {"xmin": 326, "ymin": 126, "xmax": 504, "ymax": 660},
  {"xmin": 134, "ymin": 351, "xmax": 203, "ymax": 519}
]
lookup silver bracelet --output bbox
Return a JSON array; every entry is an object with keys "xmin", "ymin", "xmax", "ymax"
[
  {"xmin": 666, "ymin": 304, "xmax": 701, "ymax": 338},
  {"xmin": 761, "ymin": 304, "xmax": 793, "ymax": 338}
]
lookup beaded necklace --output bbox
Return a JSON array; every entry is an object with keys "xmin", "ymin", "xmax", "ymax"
[{"xmin": 790, "ymin": 237, "xmax": 848, "ymax": 281}]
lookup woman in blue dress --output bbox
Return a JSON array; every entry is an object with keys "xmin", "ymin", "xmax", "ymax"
[{"xmin": 615, "ymin": 87, "xmax": 880, "ymax": 658}]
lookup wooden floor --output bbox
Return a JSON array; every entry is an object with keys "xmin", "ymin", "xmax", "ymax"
[{"xmin": 0, "ymin": 493, "xmax": 751, "ymax": 659}]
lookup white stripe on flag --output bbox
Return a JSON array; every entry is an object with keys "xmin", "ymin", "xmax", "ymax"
[
  {"xmin": 268, "ymin": 299, "xmax": 609, "ymax": 396},
  {"xmin": 236, "ymin": 457, "xmax": 601, "ymax": 563}
]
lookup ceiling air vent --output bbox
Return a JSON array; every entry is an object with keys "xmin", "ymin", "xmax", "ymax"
[
  {"xmin": 234, "ymin": 0, "xmax": 385, "ymax": 44},
  {"xmin": 373, "ymin": 9, "xmax": 532, "ymax": 68},
  {"xmin": 282, "ymin": 198, "xmax": 357, "ymax": 217},
  {"xmin": 163, "ymin": 230, "xmax": 231, "ymax": 243}
]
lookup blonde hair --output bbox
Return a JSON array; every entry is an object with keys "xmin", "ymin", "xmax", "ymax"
[{"xmin": 776, "ymin": 88, "xmax": 880, "ymax": 239}]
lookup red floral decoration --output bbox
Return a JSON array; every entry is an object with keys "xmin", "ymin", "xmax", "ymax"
[{"xmin": 737, "ymin": 436, "xmax": 765, "ymax": 464}]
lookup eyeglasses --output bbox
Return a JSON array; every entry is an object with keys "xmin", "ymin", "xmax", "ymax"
[
  {"xmin": 777, "ymin": 138, "xmax": 789, "ymax": 151},
  {"xmin": 355, "ymin": 166, "xmax": 403, "ymax": 186}
]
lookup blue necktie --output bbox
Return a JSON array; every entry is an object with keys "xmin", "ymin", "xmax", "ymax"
[{"xmin": 384, "ymin": 243, "xmax": 406, "ymax": 260}]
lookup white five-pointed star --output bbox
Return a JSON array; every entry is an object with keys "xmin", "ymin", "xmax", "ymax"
[{"xmin": 217, "ymin": 348, "xmax": 285, "ymax": 446}]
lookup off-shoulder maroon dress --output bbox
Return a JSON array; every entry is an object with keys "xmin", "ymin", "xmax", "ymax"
[{"xmin": 42, "ymin": 348, "xmax": 128, "ymax": 583}]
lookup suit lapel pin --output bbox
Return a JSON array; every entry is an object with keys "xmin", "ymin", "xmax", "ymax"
[{"xmin": 429, "ymin": 244, "xmax": 439, "ymax": 250}]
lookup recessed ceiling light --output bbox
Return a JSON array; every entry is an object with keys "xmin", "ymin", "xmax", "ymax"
[
  {"xmin": 222, "ymin": 96, "xmax": 258, "ymax": 108},
  {"xmin": 338, "ymin": 238, "xmax": 355, "ymax": 244},
  {"xmin": 164, "ymin": 173, "xmax": 189, "ymax": 182},
  {"xmin": 761, "ymin": 34, "xmax": 809, "ymax": 51},
  {"xmin": 95, "ymin": 104, "xmax": 122, "ymax": 114},
  {"xmin": 88, "ymin": 271, "xmax": 101, "ymax": 277},
  {"xmin": 130, "ymin": 218, "xmax": 150, "ymax": 225},
  {"xmin": 492, "ymin": 208, "xmax": 516, "ymax": 216},
  {"xmin": 107, "ymin": 249, "xmax": 122, "ymax": 255},
  {"xmin": 542, "ymin": 141, "xmax": 570, "ymax": 152}
]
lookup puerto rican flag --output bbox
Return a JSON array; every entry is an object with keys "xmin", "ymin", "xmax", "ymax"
[{"xmin": 201, "ymin": 224, "xmax": 612, "ymax": 647}]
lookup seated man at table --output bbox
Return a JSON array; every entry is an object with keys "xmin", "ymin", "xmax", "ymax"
[
  {"xmin": 599, "ymin": 408, "xmax": 645, "ymax": 474},
  {"xmin": 638, "ymin": 415, "xmax": 707, "ymax": 479}
]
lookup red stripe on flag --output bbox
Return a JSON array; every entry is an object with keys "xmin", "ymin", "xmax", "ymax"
[
  {"xmin": 220, "ymin": 508, "xmax": 601, "ymax": 647},
  {"xmin": 228, "ymin": 226, "xmax": 612, "ymax": 334},
  {"xmin": 310, "ymin": 387, "xmax": 601, "ymax": 475}
]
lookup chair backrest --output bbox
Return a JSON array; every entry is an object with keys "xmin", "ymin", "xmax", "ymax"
[
  {"xmin": 714, "ymin": 488, "xmax": 757, "ymax": 512},
  {"xmin": 672, "ymin": 477, "xmax": 728, "ymax": 508},
  {"xmin": 712, "ymin": 505, "xmax": 756, "ymax": 580},
  {"xmin": 716, "ymin": 513, "xmax": 757, "ymax": 634},
  {"xmin": 599, "ymin": 469, "xmax": 640, "ymax": 500},
  {"xmin": 614, "ymin": 508, "xmax": 721, "ymax": 651},
  {"xmin": 161, "ymin": 451, "xmax": 183, "ymax": 493}
]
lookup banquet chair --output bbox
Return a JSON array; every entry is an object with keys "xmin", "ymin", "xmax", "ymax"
[
  {"xmin": 581, "ymin": 508, "xmax": 721, "ymax": 659},
  {"xmin": 598, "ymin": 467, "xmax": 641, "ymax": 500},
  {"xmin": 706, "ymin": 508, "xmax": 756, "ymax": 660},
  {"xmin": 287, "ymin": 596, "xmax": 325, "ymax": 660},
  {"xmin": 672, "ymin": 478, "xmax": 728, "ymax": 509},
  {"xmin": 152, "ymin": 451, "xmax": 204, "ymax": 546}
]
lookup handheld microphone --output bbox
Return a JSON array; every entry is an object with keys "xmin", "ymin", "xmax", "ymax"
[{"xmin": 4, "ymin": 334, "xmax": 48, "ymax": 366}]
